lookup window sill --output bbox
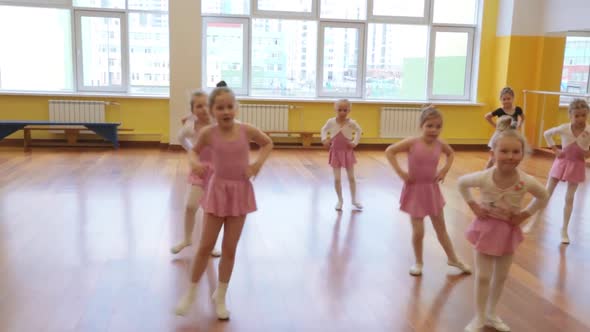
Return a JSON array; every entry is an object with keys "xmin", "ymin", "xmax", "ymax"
[
  {"xmin": 237, "ymin": 95, "xmax": 484, "ymax": 106},
  {"xmin": 0, "ymin": 90, "xmax": 169, "ymax": 100}
]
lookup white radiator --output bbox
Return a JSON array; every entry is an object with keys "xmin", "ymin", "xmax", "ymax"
[
  {"xmin": 379, "ymin": 107, "xmax": 422, "ymax": 138},
  {"xmin": 49, "ymin": 100, "xmax": 106, "ymax": 123},
  {"xmin": 238, "ymin": 104, "xmax": 289, "ymax": 131}
]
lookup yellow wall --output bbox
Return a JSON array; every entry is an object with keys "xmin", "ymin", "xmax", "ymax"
[
  {"xmin": 0, "ymin": 95, "xmax": 169, "ymax": 142},
  {"xmin": 489, "ymin": 29, "xmax": 566, "ymax": 147},
  {"xmin": 240, "ymin": 101, "xmax": 488, "ymax": 144}
]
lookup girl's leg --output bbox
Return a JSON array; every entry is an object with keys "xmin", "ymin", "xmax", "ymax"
[
  {"xmin": 174, "ymin": 214, "xmax": 224, "ymax": 315},
  {"xmin": 332, "ymin": 167, "xmax": 344, "ymax": 210},
  {"xmin": 561, "ymin": 182, "xmax": 579, "ymax": 244},
  {"xmin": 523, "ymin": 177, "xmax": 558, "ymax": 233},
  {"xmin": 212, "ymin": 215, "xmax": 247, "ymax": 319},
  {"xmin": 465, "ymin": 252, "xmax": 494, "ymax": 331},
  {"xmin": 211, "ymin": 226, "xmax": 223, "ymax": 257},
  {"xmin": 430, "ymin": 212, "xmax": 471, "ymax": 274},
  {"xmin": 171, "ymin": 185, "xmax": 203, "ymax": 254},
  {"xmin": 546, "ymin": 177, "xmax": 559, "ymax": 198},
  {"xmin": 345, "ymin": 166, "xmax": 362, "ymax": 209},
  {"xmin": 409, "ymin": 217, "xmax": 425, "ymax": 276},
  {"xmin": 485, "ymin": 254, "xmax": 514, "ymax": 331}
]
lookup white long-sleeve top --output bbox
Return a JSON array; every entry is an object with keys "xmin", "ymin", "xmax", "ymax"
[
  {"xmin": 177, "ymin": 118, "xmax": 198, "ymax": 151},
  {"xmin": 320, "ymin": 117, "xmax": 362, "ymax": 145},
  {"xmin": 457, "ymin": 168, "xmax": 548, "ymax": 220},
  {"xmin": 544, "ymin": 123, "xmax": 590, "ymax": 149}
]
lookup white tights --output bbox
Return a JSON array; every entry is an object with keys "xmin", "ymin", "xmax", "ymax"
[{"xmin": 474, "ymin": 252, "xmax": 513, "ymax": 322}]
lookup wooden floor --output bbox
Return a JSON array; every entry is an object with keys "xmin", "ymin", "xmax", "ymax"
[{"xmin": 0, "ymin": 146, "xmax": 588, "ymax": 332}]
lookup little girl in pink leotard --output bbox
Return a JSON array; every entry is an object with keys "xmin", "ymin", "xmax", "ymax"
[
  {"xmin": 385, "ymin": 105, "xmax": 470, "ymax": 277},
  {"xmin": 175, "ymin": 87, "xmax": 273, "ymax": 320}
]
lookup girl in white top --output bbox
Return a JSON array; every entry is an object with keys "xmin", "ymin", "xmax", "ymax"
[
  {"xmin": 171, "ymin": 91, "xmax": 221, "ymax": 256},
  {"xmin": 541, "ymin": 98, "xmax": 590, "ymax": 244},
  {"xmin": 459, "ymin": 130, "xmax": 548, "ymax": 332},
  {"xmin": 321, "ymin": 99, "xmax": 363, "ymax": 211}
]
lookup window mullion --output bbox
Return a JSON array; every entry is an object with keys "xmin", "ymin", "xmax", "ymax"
[
  {"xmin": 121, "ymin": 9, "xmax": 129, "ymax": 92},
  {"xmin": 426, "ymin": 25, "xmax": 436, "ymax": 99},
  {"xmin": 358, "ymin": 22, "xmax": 367, "ymax": 98},
  {"xmin": 245, "ymin": 16, "xmax": 251, "ymax": 96}
]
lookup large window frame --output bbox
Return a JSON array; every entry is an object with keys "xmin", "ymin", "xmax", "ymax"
[
  {"xmin": 367, "ymin": 0, "xmax": 430, "ymax": 24},
  {"xmin": 318, "ymin": 22, "xmax": 365, "ymax": 98},
  {"xmin": 202, "ymin": 0, "xmax": 479, "ymax": 101},
  {"xmin": 427, "ymin": 26, "xmax": 475, "ymax": 100},
  {"xmin": 0, "ymin": 0, "xmax": 169, "ymax": 95},
  {"xmin": 202, "ymin": 16, "xmax": 250, "ymax": 95},
  {"xmin": 560, "ymin": 32, "xmax": 590, "ymax": 104},
  {"xmin": 75, "ymin": 10, "xmax": 128, "ymax": 92},
  {"xmin": 253, "ymin": 0, "xmax": 317, "ymax": 19}
]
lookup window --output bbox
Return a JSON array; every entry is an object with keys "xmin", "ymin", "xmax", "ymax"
[
  {"xmin": 0, "ymin": 0, "xmax": 69, "ymax": 4},
  {"xmin": 201, "ymin": 0, "xmax": 479, "ymax": 101},
  {"xmin": 429, "ymin": 28, "xmax": 474, "ymax": 99},
  {"xmin": 433, "ymin": 0, "xmax": 478, "ymax": 25},
  {"xmin": 560, "ymin": 35, "xmax": 590, "ymax": 102},
  {"xmin": 203, "ymin": 18, "xmax": 248, "ymax": 95},
  {"xmin": 366, "ymin": 24, "xmax": 427, "ymax": 100},
  {"xmin": 76, "ymin": 12, "xmax": 125, "ymax": 91},
  {"xmin": 129, "ymin": 12, "xmax": 169, "ymax": 94},
  {"xmin": 128, "ymin": 0, "xmax": 168, "ymax": 11},
  {"xmin": 0, "ymin": 6, "xmax": 73, "ymax": 91},
  {"xmin": 0, "ymin": 2, "xmax": 168, "ymax": 95},
  {"xmin": 319, "ymin": 23, "xmax": 364, "ymax": 97},
  {"xmin": 251, "ymin": 19, "xmax": 317, "ymax": 97},
  {"xmin": 321, "ymin": 0, "xmax": 366, "ymax": 20},
  {"xmin": 257, "ymin": 0, "xmax": 313, "ymax": 14},
  {"xmin": 73, "ymin": 0, "xmax": 125, "ymax": 9},
  {"xmin": 371, "ymin": 0, "xmax": 425, "ymax": 20},
  {"xmin": 202, "ymin": 0, "xmax": 249, "ymax": 15}
]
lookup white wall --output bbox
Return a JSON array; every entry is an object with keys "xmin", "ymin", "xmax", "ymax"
[
  {"xmin": 497, "ymin": 0, "xmax": 545, "ymax": 36},
  {"xmin": 512, "ymin": 0, "xmax": 545, "ymax": 35},
  {"xmin": 497, "ymin": 0, "xmax": 590, "ymax": 36},
  {"xmin": 544, "ymin": 0, "xmax": 590, "ymax": 33},
  {"xmin": 496, "ymin": 0, "xmax": 514, "ymax": 36},
  {"xmin": 169, "ymin": 0, "xmax": 202, "ymax": 145}
]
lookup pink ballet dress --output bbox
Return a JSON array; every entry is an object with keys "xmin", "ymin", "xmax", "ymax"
[
  {"xmin": 549, "ymin": 142, "xmax": 586, "ymax": 183},
  {"xmin": 188, "ymin": 145, "xmax": 213, "ymax": 187},
  {"xmin": 399, "ymin": 139, "xmax": 446, "ymax": 218},
  {"xmin": 466, "ymin": 216, "xmax": 523, "ymax": 256},
  {"xmin": 202, "ymin": 124, "xmax": 257, "ymax": 217},
  {"xmin": 329, "ymin": 132, "xmax": 357, "ymax": 168}
]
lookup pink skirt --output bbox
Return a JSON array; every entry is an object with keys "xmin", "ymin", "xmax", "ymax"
[
  {"xmin": 202, "ymin": 176, "xmax": 257, "ymax": 217},
  {"xmin": 329, "ymin": 149, "xmax": 356, "ymax": 168},
  {"xmin": 549, "ymin": 144, "xmax": 586, "ymax": 184},
  {"xmin": 399, "ymin": 182, "xmax": 445, "ymax": 218},
  {"xmin": 466, "ymin": 217, "xmax": 523, "ymax": 256}
]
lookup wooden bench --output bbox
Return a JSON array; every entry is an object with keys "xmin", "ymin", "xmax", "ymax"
[
  {"xmin": 23, "ymin": 126, "xmax": 133, "ymax": 149},
  {"xmin": 264, "ymin": 131, "xmax": 319, "ymax": 147},
  {"xmin": 0, "ymin": 121, "xmax": 127, "ymax": 150}
]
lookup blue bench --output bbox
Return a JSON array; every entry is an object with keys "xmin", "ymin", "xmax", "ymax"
[{"xmin": 0, "ymin": 121, "xmax": 121, "ymax": 149}]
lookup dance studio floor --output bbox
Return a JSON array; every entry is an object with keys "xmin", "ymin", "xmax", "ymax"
[{"xmin": 0, "ymin": 147, "xmax": 588, "ymax": 332}]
